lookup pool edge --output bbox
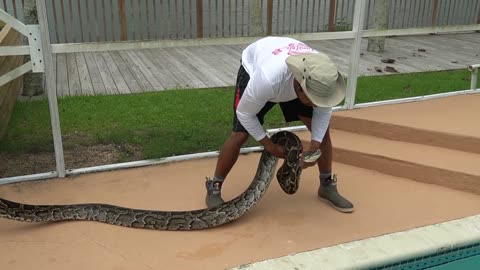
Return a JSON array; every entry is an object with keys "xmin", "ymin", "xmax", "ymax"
[{"xmin": 228, "ymin": 214, "xmax": 480, "ymax": 270}]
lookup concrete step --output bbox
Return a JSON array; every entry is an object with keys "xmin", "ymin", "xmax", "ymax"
[
  {"xmin": 296, "ymin": 129, "xmax": 480, "ymax": 195},
  {"xmin": 330, "ymin": 115, "xmax": 480, "ymax": 155},
  {"xmin": 330, "ymin": 94, "xmax": 480, "ymax": 155}
]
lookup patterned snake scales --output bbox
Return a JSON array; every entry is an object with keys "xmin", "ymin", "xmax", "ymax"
[{"xmin": 0, "ymin": 131, "xmax": 320, "ymax": 231}]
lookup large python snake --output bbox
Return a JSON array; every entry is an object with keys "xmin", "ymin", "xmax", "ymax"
[{"xmin": 0, "ymin": 131, "xmax": 317, "ymax": 231}]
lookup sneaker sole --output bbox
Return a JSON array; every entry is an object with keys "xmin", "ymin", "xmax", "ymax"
[{"xmin": 318, "ymin": 197, "xmax": 354, "ymax": 213}]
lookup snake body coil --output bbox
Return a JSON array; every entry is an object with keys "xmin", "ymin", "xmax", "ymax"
[{"xmin": 0, "ymin": 131, "xmax": 304, "ymax": 231}]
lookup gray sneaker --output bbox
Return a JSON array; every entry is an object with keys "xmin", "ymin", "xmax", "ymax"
[
  {"xmin": 318, "ymin": 175, "xmax": 354, "ymax": 213},
  {"xmin": 205, "ymin": 177, "xmax": 225, "ymax": 208}
]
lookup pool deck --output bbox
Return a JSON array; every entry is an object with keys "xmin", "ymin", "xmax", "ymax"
[{"xmin": 1, "ymin": 93, "xmax": 480, "ymax": 269}]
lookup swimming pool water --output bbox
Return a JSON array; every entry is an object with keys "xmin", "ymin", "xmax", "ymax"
[
  {"xmin": 432, "ymin": 254, "xmax": 480, "ymax": 270},
  {"xmin": 367, "ymin": 243, "xmax": 480, "ymax": 270}
]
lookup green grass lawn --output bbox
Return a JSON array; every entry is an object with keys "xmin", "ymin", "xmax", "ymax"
[{"xmin": 0, "ymin": 69, "xmax": 472, "ymax": 161}]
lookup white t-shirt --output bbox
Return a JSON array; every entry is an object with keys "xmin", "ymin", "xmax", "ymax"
[{"xmin": 237, "ymin": 36, "xmax": 332, "ymax": 143}]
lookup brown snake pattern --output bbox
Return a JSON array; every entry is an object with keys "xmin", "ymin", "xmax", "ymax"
[{"xmin": 0, "ymin": 131, "xmax": 306, "ymax": 231}]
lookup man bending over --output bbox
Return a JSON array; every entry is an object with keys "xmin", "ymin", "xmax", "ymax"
[{"xmin": 205, "ymin": 36, "xmax": 354, "ymax": 213}]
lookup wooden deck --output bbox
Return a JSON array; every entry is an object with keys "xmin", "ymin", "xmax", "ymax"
[{"xmin": 45, "ymin": 32, "xmax": 480, "ymax": 97}]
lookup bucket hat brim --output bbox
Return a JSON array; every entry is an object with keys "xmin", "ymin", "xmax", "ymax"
[{"xmin": 286, "ymin": 53, "xmax": 346, "ymax": 108}]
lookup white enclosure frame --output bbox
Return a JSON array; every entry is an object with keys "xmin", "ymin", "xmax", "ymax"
[{"xmin": 0, "ymin": 0, "xmax": 479, "ymax": 184}]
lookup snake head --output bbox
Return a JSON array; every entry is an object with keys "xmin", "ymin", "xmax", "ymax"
[{"xmin": 303, "ymin": 149, "xmax": 321, "ymax": 163}]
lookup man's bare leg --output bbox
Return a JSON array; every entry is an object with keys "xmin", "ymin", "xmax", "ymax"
[
  {"xmin": 206, "ymin": 132, "xmax": 249, "ymax": 208},
  {"xmin": 214, "ymin": 132, "xmax": 249, "ymax": 178}
]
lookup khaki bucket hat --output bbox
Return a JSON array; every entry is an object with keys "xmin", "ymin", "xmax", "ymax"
[{"xmin": 286, "ymin": 52, "xmax": 346, "ymax": 107}]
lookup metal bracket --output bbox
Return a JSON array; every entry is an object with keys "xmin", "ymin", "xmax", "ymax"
[
  {"xmin": 0, "ymin": 9, "xmax": 44, "ymax": 73},
  {"xmin": 26, "ymin": 25, "xmax": 44, "ymax": 72}
]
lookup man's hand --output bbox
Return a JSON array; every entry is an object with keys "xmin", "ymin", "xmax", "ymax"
[
  {"xmin": 259, "ymin": 136, "xmax": 285, "ymax": 159},
  {"xmin": 268, "ymin": 144, "xmax": 285, "ymax": 159}
]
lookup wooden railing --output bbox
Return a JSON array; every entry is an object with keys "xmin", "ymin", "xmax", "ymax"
[
  {"xmin": 1, "ymin": 0, "xmax": 479, "ymax": 43},
  {"xmin": 0, "ymin": 25, "xmax": 24, "ymax": 139}
]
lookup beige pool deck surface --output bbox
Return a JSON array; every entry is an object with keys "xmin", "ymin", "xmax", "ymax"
[{"xmin": 1, "ymin": 93, "xmax": 480, "ymax": 270}]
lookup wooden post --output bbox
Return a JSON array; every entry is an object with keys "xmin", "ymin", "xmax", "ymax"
[
  {"xmin": 118, "ymin": 0, "xmax": 127, "ymax": 41},
  {"xmin": 432, "ymin": 0, "xmax": 439, "ymax": 27},
  {"xmin": 367, "ymin": 0, "xmax": 390, "ymax": 53},
  {"xmin": 197, "ymin": 0, "xmax": 203, "ymax": 38},
  {"xmin": 328, "ymin": 0, "xmax": 336, "ymax": 31},
  {"xmin": 266, "ymin": 0, "xmax": 273, "ymax": 35},
  {"xmin": 249, "ymin": 0, "xmax": 262, "ymax": 36},
  {"xmin": 22, "ymin": 0, "xmax": 44, "ymax": 97},
  {"xmin": 477, "ymin": 2, "xmax": 480, "ymax": 24}
]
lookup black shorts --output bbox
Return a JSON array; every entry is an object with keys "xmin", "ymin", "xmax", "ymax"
[{"xmin": 232, "ymin": 64, "xmax": 313, "ymax": 133}]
